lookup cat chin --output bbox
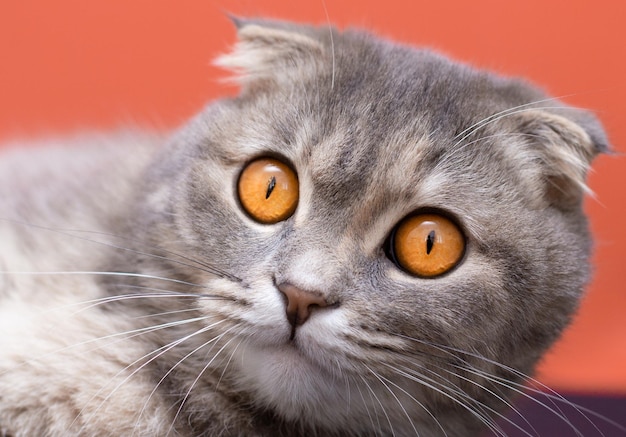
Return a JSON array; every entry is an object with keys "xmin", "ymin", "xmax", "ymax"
[
  {"xmin": 232, "ymin": 341, "xmax": 350, "ymax": 423},
  {"xmin": 230, "ymin": 341, "xmax": 433, "ymax": 434}
]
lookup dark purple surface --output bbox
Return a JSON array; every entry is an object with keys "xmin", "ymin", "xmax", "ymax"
[{"xmin": 488, "ymin": 393, "xmax": 626, "ymax": 437}]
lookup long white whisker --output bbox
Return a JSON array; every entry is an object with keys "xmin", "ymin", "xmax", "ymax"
[
  {"xmin": 437, "ymin": 362, "xmax": 538, "ymax": 435},
  {"xmin": 69, "ymin": 288, "xmax": 226, "ymax": 314},
  {"xmin": 438, "ymin": 347, "xmax": 609, "ymax": 435},
  {"xmin": 16, "ymin": 290, "xmax": 215, "ymax": 317},
  {"xmin": 433, "ymin": 132, "xmax": 544, "ymax": 173},
  {"xmin": 452, "ymin": 94, "xmax": 577, "ymax": 145},
  {"xmin": 354, "ymin": 377, "xmax": 378, "ymax": 434},
  {"xmin": 134, "ymin": 323, "xmax": 238, "ymax": 435},
  {"xmin": 370, "ymin": 365, "xmax": 449, "ymax": 436},
  {"xmin": 455, "ymin": 363, "xmax": 609, "ymax": 437},
  {"xmin": 0, "ymin": 217, "xmax": 241, "ymax": 282},
  {"xmin": 0, "ymin": 315, "xmax": 210, "ymax": 378},
  {"xmin": 390, "ymin": 362, "xmax": 507, "ymax": 437},
  {"xmin": 395, "ymin": 333, "xmax": 621, "ymax": 435},
  {"xmin": 389, "ymin": 342, "xmax": 536, "ymax": 434},
  {"xmin": 0, "ymin": 270, "xmax": 210, "ymax": 289},
  {"xmin": 364, "ymin": 365, "xmax": 419, "ymax": 436},
  {"xmin": 133, "ymin": 307, "xmax": 203, "ymax": 320},
  {"xmin": 215, "ymin": 336, "xmax": 244, "ymax": 391},
  {"xmin": 359, "ymin": 374, "xmax": 396, "ymax": 437},
  {"xmin": 343, "ymin": 371, "xmax": 352, "ymax": 418},
  {"xmin": 166, "ymin": 331, "xmax": 239, "ymax": 436},
  {"xmin": 321, "ymin": 0, "xmax": 335, "ymax": 90},
  {"xmin": 80, "ymin": 317, "xmax": 211, "ymax": 349},
  {"xmin": 75, "ymin": 319, "xmax": 223, "ymax": 433},
  {"xmin": 75, "ymin": 319, "xmax": 218, "ymax": 422},
  {"xmin": 452, "ymin": 104, "xmax": 570, "ymax": 150}
]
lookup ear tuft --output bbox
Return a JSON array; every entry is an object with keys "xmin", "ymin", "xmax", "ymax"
[
  {"xmin": 214, "ymin": 21, "xmax": 324, "ymax": 88},
  {"xmin": 516, "ymin": 110, "xmax": 608, "ymax": 208}
]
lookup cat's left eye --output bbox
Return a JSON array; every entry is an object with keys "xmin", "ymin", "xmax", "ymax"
[
  {"xmin": 237, "ymin": 157, "xmax": 299, "ymax": 224},
  {"xmin": 387, "ymin": 213, "xmax": 465, "ymax": 277}
]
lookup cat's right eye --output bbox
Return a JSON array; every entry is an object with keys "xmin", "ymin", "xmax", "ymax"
[
  {"xmin": 237, "ymin": 157, "xmax": 299, "ymax": 224},
  {"xmin": 387, "ymin": 213, "xmax": 465, "ymax": 277}
]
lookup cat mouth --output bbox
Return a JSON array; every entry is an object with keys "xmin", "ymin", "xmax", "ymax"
[
  {"xmin": 277, "ymin": 281, "xmax": 340, "ymax": 342},
  {"xmin": 288, "ymin": 323, "xmax": 298, "ymax": 342},
  {"xmin": 278, "ymin": 320, "xmax": 340, "ymax": 376}
]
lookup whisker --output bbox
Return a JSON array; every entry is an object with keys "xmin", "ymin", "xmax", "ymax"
[
  {"xmin": 167, "ymin": 330, "xmax": 240, "ymax": 436},
  {"xmin": 354, "ymin": 377, "xmax": 379, "ymax": 435},
  {"xmin": 412, "ymin": 360, "xmax": 537, "ymax": 436},
  {"xmin": 132, "ymin": 307, "xmax": 203, "ymax": 320},
  {"xmin": 215, "ymin": 336, "xmax": 244, "ymax": 391},
  {"xmin": 452, "ymin": 94, "xmax": 578, "ymax": 145},
  {"xmin": 364, "ymin": 364, "xmax": 419, "ymax": 436},
  {"xmin": 343, "ymin": 369, "xmax": 352, "ymax": 417},
  {"xmin": 386, "ymin": 362, "xmax": 506, "ymax": 437},
  {"xmin": 134, "ymin": 323, "xmax": 238, "ymax": 435},
  {"xmin": 437, "ymin": 349, "xmax": 607, "ymax": 435},
  {"xmin": 0, "ymin": 315, "xmax": 211, "ymax": 379},
  {"xmin": 359, "ymin": 374, "xmax": 396, "ymax": 437},
  {"xmin": 321, "ymin": 0, "xmax": 335, "ymax": 90},
  {"xmin": 14, "ymin": 292, "xmax": 200, "ymax": 317},
  {"xmin": 387, "ymin": 340, "xmax": 535, "ymax": 434},
  {"xmin": 75, "ymin": 319, "xmax": 223, "ymax": 434},
  {"xmin": 406, "ymin": 349, "xmax": 571, "ymax": 435},
  {"xmin": 367, "ymin": 365, "xmax": 448, "ymax": 437},
  {"xmin": 433, "ymin": 132, "xmax": 544, "ymax": 173},
  {"xmin": 394, "ymin": 333, "xmax": 622, "ymax": 435},
  {"xmin": 69, "ymin": 288, "xmax": 226, "ymax": 314},
  {"xmin": 440, "ymin": 103, "xmax": 581, "ymax": 196},
  {"xmin": 0, "ymin": 217, "xmax": 241, "ymax": 282},
  {"xmin": 458, "ymin": 364, "xmax": 614, "ymax": 437},
  {"xmin": 1, "ymin": 270, "xmax": 211, "ymax": 289},
  {"xmin": 437, "ymin": 362, "xmax": 538, "ymax": 436}
]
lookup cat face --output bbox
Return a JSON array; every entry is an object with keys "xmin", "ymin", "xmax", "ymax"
[{"xmin": 121, "ymin": 20, "xmax": 606, "ymax": 435}]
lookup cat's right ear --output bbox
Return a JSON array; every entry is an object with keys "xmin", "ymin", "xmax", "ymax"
[{"xmin": 214, "ymin": 18, "xmax": 326, "ymax": 91}]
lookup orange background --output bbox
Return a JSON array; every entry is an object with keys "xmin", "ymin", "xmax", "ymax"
[{"xmin": 1, "ymin": 1, "xmax": 624, "ymax": 394}]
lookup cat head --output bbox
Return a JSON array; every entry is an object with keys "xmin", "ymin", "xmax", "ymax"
[{"xmin": 129, "ymin": 19, "xmax": 607, "ymax": 435}]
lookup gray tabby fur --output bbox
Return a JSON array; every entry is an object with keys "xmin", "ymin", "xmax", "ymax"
[{"xmin": 0, "ymin": 19, "xmax": 608, "ymax": 436}]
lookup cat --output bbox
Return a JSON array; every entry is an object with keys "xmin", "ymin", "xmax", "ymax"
[{"xmin": 0, "ymin": 18, "xmax": 612, "ymax": 436}]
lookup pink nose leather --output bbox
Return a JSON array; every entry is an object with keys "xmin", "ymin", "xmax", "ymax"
[{"xmin": 278, "ymin": 283, "xmax": 328, "ymax": 328}]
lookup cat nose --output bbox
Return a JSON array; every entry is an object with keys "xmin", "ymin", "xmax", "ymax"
[{"xmin": 277, "ymin": 283, "xmax": 329, "ymax": 328}]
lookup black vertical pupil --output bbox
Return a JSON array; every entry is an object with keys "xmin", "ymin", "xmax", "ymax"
[
  {"xmin": 266, "ymin": 176, "xmax": 277, "ymax": 199},
  {"xmin": 426, "ymin": 230, "xmax": 436, "ymax": 255}
]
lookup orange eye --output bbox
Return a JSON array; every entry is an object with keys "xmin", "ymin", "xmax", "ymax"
[
  {"xmin": 238, "ymin": 158, "xmax": 299, "ymax": 224},
  {"xmin": 392, "ymin": 214, "xmax": 465, "ymax": 277}
]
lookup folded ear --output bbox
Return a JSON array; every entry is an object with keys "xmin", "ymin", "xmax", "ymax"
[
  {"xmin": 515, "ymin": 109, "xmax": 609, "ymax": 208},
  {"xmin": 214, "ymin": 19, "xmax": 325, "ymax": 91}
]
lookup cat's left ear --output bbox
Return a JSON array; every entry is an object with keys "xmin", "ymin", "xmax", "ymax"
[
  {"xmin": 516, "ymin": 109, "xmax": 609, "ymax": 208},
  {"xmin": 214, "ymin": 18, "xmax": 326, "ymax": 91}
]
